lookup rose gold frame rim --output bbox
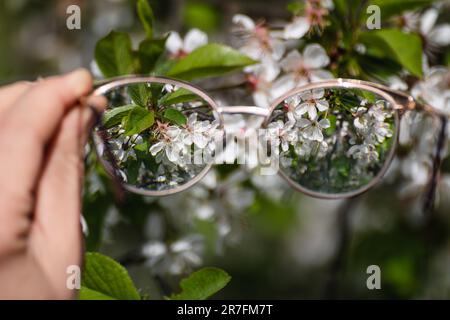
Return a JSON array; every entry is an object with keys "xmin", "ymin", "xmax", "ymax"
[
  {"xmin": 264, "ymin": 79, "xmax": 400, "ymax": 199},
  {"xmin": 91, "ymin": 76, "xmax": 224, "ymax": 197},
  {"xmin": 90, "ymin": 76, "xmax": 404, "ymax": 199}
]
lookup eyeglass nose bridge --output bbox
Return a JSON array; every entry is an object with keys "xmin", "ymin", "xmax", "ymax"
[{"xmin": 217, "ymin": 106, "xmax": 271, "ymax": 117}]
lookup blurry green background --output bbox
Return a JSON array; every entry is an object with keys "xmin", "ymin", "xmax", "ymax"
[{"xmin": 1, "ymin": 0, "xmax": 450, "ymax": 299}]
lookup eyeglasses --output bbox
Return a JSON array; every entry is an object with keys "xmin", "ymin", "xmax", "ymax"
[{"xmin": 88, "ymin": 76, "xmax": 448, "ymax": 204}]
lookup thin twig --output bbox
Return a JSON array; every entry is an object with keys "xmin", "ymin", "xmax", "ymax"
[
  {"xmin": 422, "ymin": 116, "xmax": 447, "ymax": 216},
  {"xmin": 323, "ymin": 197, "xmax": 359, "ymax": 299},
  {"xmin": 422, "ymin": 116, "xmax": 447, "ymax": 249}
]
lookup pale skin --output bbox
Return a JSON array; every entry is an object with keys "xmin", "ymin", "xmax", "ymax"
[{"xmin": 0, "ymin": 69, "xmax": 106, "ymax": 299}]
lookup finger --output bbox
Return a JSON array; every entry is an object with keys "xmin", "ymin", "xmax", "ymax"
[
  {"xmin": 0, "ymin": 81, "xmax": 33, "ymax": 116},
  {"xmin": 29, "ymin": 106, "xmax": 86, "ymax": 297},
  {"xmin": 29, "ymin": 97, "xmax": 106, "ymax": 297},
  {"xmin": 0, "ymin": 69, "xmax": 92, "ymax": 212},
  {"xmin": 2, "ymin": 69, "xmax": 92, "ymax": 148}
]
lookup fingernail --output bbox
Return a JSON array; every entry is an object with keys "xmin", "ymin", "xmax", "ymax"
[
  {"xmin": 80, "ymin": 96, "xmax": 108, "ymax": 142},
  {"xmin": 86, "ymin": 95, "xmax": 108, "ymax": 113},
  {"xmin": 65, "ymin": 68, "xmax": 92, "ymax": 96}
]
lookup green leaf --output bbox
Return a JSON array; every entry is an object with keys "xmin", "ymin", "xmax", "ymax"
[
  {"xmin": 184, "ymin": 2, "xmax": 220, "ymax": 32},
  {"xmin": 102, "ymin": 104, "xmax": 138, "ymax": 128},
  {"xmin": 286, "ymin": 2, "xmax": 304, "ymax": 15},
  {"xmin": 150, "ymin": 83, "xmax": 164, "ymax": 107},
  {"xmin": 160, "ymin": 87, "xmax": 200, "ymax": 106},
  {"xmin": 128, "ymin": 84, "xmax": 151, "ymax": 107},
  {"xmin": 79, "ymin": 286, "xmax": 115, "ymax": 300},
  {"xmin": 356, "ymin": 53, "xmax": 402, "ymax": 81},
  {"xmin": 134, "ymin": 140, "xmax": 149, "ymax": 152},
  {"xmin": 325, "ymin": 114, "xmax": 337, "ymax": 136},
  {"xmin": 122, "ymin": 106, "xmax": 155, "ymax": 136},
  {"xmin": 137, "ymin": 0, "xmax": 154, "ymax": 38},
  {"xmin": 167, "ymin": 43, "xmax": 257, "ymax": 80},
  {"xmin": 95, "ymin": 31, "xmax": 135, "ymax": 77},
  {"xmin": 138, "ymin": 37, "xmax": 167, "ymax": 74},
  {"xmin": 445, "ymin": 51, "xmax": 450, "ymax": 67},
  {"xmin": 359, "ymin": 29, "xmax": 423, "ymax": 77},
  {"xmin": 125, "ymin": 159, "xmax": 140, "ymax": 184},
  {"xmin": 369, "ymin": 0, "xmax": 434, "ymax": 19},
  {"xmin": 82, "ymin": 188, "xmax": 114, "ymax": 251},
  {"xmin": 170, "ymin": 267, "xmax": 231, "ymax": 300},
  {"xmin": 81, "ymin": 252, "xmax": 140, "ymax": 300},
  {"xmin": 153, "ymin": 58, "xmax": 178, "ymax": 76},
  {"xmin": 163, "ymin": 108, "xmax": 187, "ymax": 125}
]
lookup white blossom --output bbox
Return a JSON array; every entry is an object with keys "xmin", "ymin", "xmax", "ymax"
[
  {"xmin": 142, "ymin": 235, "xmax": 203, "ymax": 275},
  {"xmin": 182, "ymin": 113, "xmax": 213, "ymax": 148},
  {"xmin": 347, "ymin": 143, "xmax": 379, "ymax": 165},
  {"xmin": 412, "ymin": 67, "xmax": 450, "ymax": 114},
  {"xmin": 150, "ymin": 124, "xmax": 186, "ymax": 165},
  {"xmin": 166, "ymin": 28, "xmax": 208, "ymax": 58},
  {"xmin": 353, "ymin": 101, "xmax": 393, "ymax": 145},
  {"xmin": 419, "ymin": 7, "xmax": 450, "ymax": 47},
  {"xmin": 295, "ymin": 88, "xmax": 329, "ymax": 120},
  {"xmin": 283, "ymin": 16, "xmax": 310, "ymax": 40},
  {"xmin": 267, "ymin": 114, "xmax": 297, "ymax": 153},
  {"xmin": 294, "ymin": 137, "xmax": 329, "ymax": 158},
  {"xmin": 247, "ymin": 62, "xmax": 280, "ymax": 108},
  {"xmin": 296, "ymin": 117, "xmax": 331, "ymax": 141},
  {"xmin": 232, "ymin": 14, "xmax": 285, "ymax": 61},
  {"xmin": 271, "ymin": 44, "xmax": 333, "ymax": 98},
  {"xmin": 285, "ymin": 0, "xmax": 333, "ymax": 35}
]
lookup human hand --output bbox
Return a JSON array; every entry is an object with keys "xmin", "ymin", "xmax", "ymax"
[{"xmin": 0, "ymin": 69, "xmax": 106, "ymax": 299}]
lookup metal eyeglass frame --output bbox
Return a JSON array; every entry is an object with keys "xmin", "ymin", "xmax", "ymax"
[{"xmin": 89, "ymin": 76, "xmax": 447, "ymax": 204}]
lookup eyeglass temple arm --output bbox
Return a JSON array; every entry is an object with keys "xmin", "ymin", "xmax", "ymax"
[
  {"xmin": 344, "ymin": 79, "xmax": 440, "ymax": 116},
  {"xmin": 216, "ymin": 81, "xmax": 439, "ymax": 118}
]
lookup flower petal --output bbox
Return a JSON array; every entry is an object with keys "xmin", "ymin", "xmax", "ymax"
[
  {"xmin": 257, "ymin": 58, "xmax": 281, "ymax": 82},
  {"xmin": 285, "ymin": 94, "xmax": 301, "ymax": 107},
  {"xmin": 429, "ymin": 24, "xmax": 450, "ymax": 46},
  {"xmin": 280, "ymin": 50, "xmax": 303, "ymax": 73},
  {"xmin": 168, "ymin": 126, "xmax": 182, "ymax": 138},
  {"xmin": 420, "ymin": 8, "xmax": 438, "ymax": 34},
  {"xmin": 309, "ymin": 69, "xmax": 334, "ymax": 82},
  {"xmin": 232, "ymin": 14, "xmax": 255, "ymax": 30},
  {"xmin": 312, "ymin": 88, "xmax": 325, "ymax": 99},
  {"xmin": 286, "ymin": 112, "xmax": 296, "ymax": 125},
  {"xmin": 271, "ymin": 73, "xmax": 295, "ymax": 99},
  {"xmin": 166, "ymin": 31, "xmax": 183, "ymax": 54},
  {"xmin": 253, "ymin": 90, "xmax": 271, "ymax": 108},
  {"xmin": 166, "ymin": 146, "xmax": 179, "ymax": 162},
  {"xmin": 299, "ymin": 90, "xmax": 313, "ymax": 101},
  {"xmin": 283, "ymin": 17, "xmax": 310, "ymax": 39},
  {"xmin": 270, "ymin": 39, "xmax": 286, "ymax": 61},
  {"xmin": 316, "ymin": 99, "xmax": 329, "ymax": 112},
  {"xmin": 307, "ymin": 104, "xmax": 317, "ymax": 120},
  {"xmin": 183, "ymin": 28, "xmax": 208, "ymax": 53},
  {"xmin": 319, "ymin": 118, "xmax": 330, "ymax": 129},
  {"xmin": 295, "ymin": 102, "xmax": 310, "ymax": 117},
  {"xmin": 296, "ymin": 118, "xmax": 311, "ymax": 128},
  {"xmin": 193, "ymin": 133, "xmax": 208, "ymax": 148},
  {"xmin": 150, "ymin": 141, "xmax": 164, "ymax": 156},
  {"xmin": 188, "ymin": 113, "xmax": 197, "ymax": 126},
  {"xmin": 311, "ymin": 127, "xmax": 324, "ymax": 141},
  {"xmin": 303, "ymin": 44, "xmax": 330, "ymax": 69}
]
